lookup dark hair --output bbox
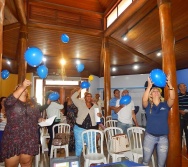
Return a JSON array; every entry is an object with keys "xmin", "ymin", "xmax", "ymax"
[
  {"xmin": 0, "ymin": 97, "xmax": 6, "ymax": 110},
  {"xmin": 113, "ymin": 89, "xmax": 119, "ymax": 94}
]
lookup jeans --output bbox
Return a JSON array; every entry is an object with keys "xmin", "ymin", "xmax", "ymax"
[
  {"xmin": 143, "ymin": 132, "xmax": 168, "ymax": 167},
  {"xmin": 117, "ymin": 121, "xmax": 132, "ymax": 134}
]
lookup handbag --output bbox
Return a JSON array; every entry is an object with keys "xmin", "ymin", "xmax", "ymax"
[
  {"xmin": 110, "ymin": 134, "xmax": 130, "ymax": 153},
  {"xmin": 52, "ymin": 132, "xmax": 70, "ymax": 146}
]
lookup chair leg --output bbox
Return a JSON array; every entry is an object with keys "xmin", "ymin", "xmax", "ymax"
[
  {"xmin": 65, "ymin": 145, "xmax": 69, "ymax": 157},
  {"xmin": 151, "ymin": 155, "xmax": 155, "ymax": 167},
  {"xmin": 50, "ymin": 145, "xmax": 54, "ymax": 158},
  {"xmin": 107, "ymin": 154, "xmax": 110, "ymax": 163},
  {"xmin": 54, "ymin": 148, "xmax": 57, "ymax": 158}
]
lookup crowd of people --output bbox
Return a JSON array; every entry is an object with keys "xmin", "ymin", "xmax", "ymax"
[{"xmin": 0, "ymin": 75, "xmax": 188, "ymax": 167}]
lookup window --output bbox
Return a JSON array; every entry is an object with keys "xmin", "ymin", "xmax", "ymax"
[
  {"xmin": 36, "ymin": 79, "xmax": 43, "ymax": 105},
  {"xmin": 118, "ymin": 0, "xmax": 132, "ymax": 16},
  {"xmin": 107, "ymin": 0, "xmax": 133, "ymax": 27}
]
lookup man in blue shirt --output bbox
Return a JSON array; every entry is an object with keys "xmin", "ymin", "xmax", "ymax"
[
  {"xmin": 178, "ymin": 83, "xmax": 188, "ymax": 154},
  {"xmin": 109, "ymin": 89, "xmax": 120, "ymax": 120}
]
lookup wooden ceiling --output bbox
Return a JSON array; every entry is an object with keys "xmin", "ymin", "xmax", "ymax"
[{"xmin": 2, "ymin": 0, "xmax": 188, "ymax": 78}]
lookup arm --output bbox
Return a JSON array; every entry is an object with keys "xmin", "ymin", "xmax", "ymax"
[
  {"xmin": 13, "ymin": 79, "xmax": 31, "ymax": 98},
  {"xmin": 132, "ymin": 110, "xmax": 139, "ymax": 126},
  {"xmin": 142, "ymin": 77, "xmax": 153, "ymax": 108},
  {"xmin": 71, "ymin": 88, "xmax": 82, "ymax": 107},
  {"xmin": 166, "ymin": 74, "xmax": 175, "ymax": 107}
]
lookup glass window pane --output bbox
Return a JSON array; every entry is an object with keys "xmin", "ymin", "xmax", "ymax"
[
  {"xmin": 45, "ymin": 80, "xmax": 79, "ymax": 85},
  {"xmin": 118, "ymin": 0, "xmax": 132, "ymax": 16},
  {"xmin": 36, "ymin": 79, "xmax": 43, "ymax": 105},
  {"xmin": 107, "ymin": 7, "xmax": 118, "ymax": 27}
]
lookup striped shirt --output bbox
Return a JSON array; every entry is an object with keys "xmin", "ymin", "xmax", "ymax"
[
  {"xmin": 178, "ymin": 92, "xmax": 188, "ymax": 120},
  {"xmin": 0, "ymin": 112, "xmax": 7, "ymax": 131}
]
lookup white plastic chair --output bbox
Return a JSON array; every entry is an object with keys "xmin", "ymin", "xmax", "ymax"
[
  {"xmin": 127, "ymin": 127, "xmax": 155, "ymax": 167},
  {"xmin": 81, "ymin": 129, "xmax": 107, "ymax": 167},
  {"xmin": 105, "ymin": 120, "xmax": 117, "ymax": 128},
  {"xmin": 50, "ymin": 123, "xmax": 70, "ymax": 158},
  {"xmin": 106, "ymin": 115, "xmax": 112, "ymax": 122},
  {"xmin": 103, "ymin": 127, "xmax": 133, "ymax": 163}
]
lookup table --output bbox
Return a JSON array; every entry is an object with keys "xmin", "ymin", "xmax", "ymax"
[{"xmin": 92, "ymin": 160, "xmax": 147, "ymax": 167}]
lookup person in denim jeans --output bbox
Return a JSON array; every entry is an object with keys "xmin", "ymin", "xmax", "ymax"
[
  {"xmin": 142, "ymin": 75, "xmax": 175, "ymax": 167},
  {"xmin": 71, "ymin": 88, "xmax": 102, "ymax": 156}
]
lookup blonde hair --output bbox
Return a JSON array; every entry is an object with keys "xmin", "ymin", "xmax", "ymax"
[{"xmin": 149, "ymin": 87, "xmax": 164, "ymax": 114}]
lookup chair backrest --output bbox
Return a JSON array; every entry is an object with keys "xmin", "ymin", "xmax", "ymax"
[
  {"xmin": 106, "ymin": 115, "xmax": 112, "ymax": 122},
  {"xmin": 127, "ymin": 127, "xmax": 145, "ymax": 150},
  {"xmin": 105, "ymin": 120, "xmax": 118, "ymax": 128},
  {"xmin": 103, "ymin": 127, "xmax": 123, "ymax": 152},
  {"xmin": 52, "ymin": 123, "xmax": 70, "ymax": 138},
  {"xmin": 81, "ymin": 129, "xmax": 104, "ymax": 156}
]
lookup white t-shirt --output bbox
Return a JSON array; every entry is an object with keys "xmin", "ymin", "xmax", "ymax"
[
  {"xmin": 46, "ymin": 101, "xmax": 64, "ymax": 120},
  {"xmin": 116, "ymin": 99, "xmax": 135, "ymax": 124}
]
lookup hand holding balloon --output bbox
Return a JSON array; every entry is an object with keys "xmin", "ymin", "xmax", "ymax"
[
  {"xmin": 147, "ymin": 77, "xmax": 153, "ymax": 89},
  {"xmin": 149, "ymin": 69, "xmax": 166, "ymax": 87}
]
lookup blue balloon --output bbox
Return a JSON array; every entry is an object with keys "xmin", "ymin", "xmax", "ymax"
[
  {"xmin": 61, "ymin": 34, "xmax": 69, "ymax": 43},
  {"xmin": 119, "ymin": 95, "xmax": 131, "ymax": 105},
  {"xmin": 24, "ymin": 47, "xmax": 43, "ymax": 67},
  {"xmin": 37, "ymin": 65, "xmax": 48, "ymax": 79},
  {"xmin": 80, "ymin": 81, "xmax": 90, "ymax": 89},
  {"xmin": 1, "ymin": 70, "xmax": 10, "ymax": 80},
  {"xmin": 76, "ymin": 63, "xmax": 84, "ymax": 72},
  {"xmin": 150, "ymin": 69, "xmax": 166, "ymax": 87},
  {"xmin": 49, "ymin": 92, "xmax": 60, "ymax": 101}
]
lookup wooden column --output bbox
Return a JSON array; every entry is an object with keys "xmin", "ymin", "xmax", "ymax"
[
  {"xmin": 14, "ymin": 0, "xmax": 28, "ymax": 84},
  {"xmin": 59, "ymin": 87, "xmax": 65, "ymax": 105},
  {"xmin": 158, "ymin": 0, "xmax": 181, "ymax": 167},
  {"xmin": 103, "ymin": 38, "xmax": 111, "ymax": 117},
  {"xmin": 17, "ymin": 25, "xmax": 28, "ymax": 84},
  {"xmin": 0, "ymin": 0, "xmax": 5, "ymax": 96}
]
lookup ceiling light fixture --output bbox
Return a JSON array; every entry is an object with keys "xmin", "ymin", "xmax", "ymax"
[
  {"xmin": 76, "ymin": 60, "xmax": 80, "ymax": 64},
  {"xmin": 121, "ymin": 34, "xmax": 128, "ymax": 41},
  {"xmin": 133, "ymin": 64, "xmax": 139, "ymax": 70},
  {"xmin": 112, "ymin": 67, "xmax": 117, "ymax": 72},
  {"xmin": 60, "ymin": 59, "xmax": 66, "ymax": 65},
  {"xmin": 6, "ymin": 60, "xmax": 11, "ymax": 65},
  {"xmin": 157, "ymin": 52, "xmax": 161, "ymax": 57}
]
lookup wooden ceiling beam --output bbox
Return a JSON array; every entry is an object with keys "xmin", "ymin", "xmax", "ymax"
[
  {"xmin": 28, "ymin": 22, "xmax": 103, "ymax": 37},
  {"xmin": 104, "ymin": 0, "xmax": 148, "ymax": 37},
  {"xmin": 3, "ymin": 22, "xmax": 20, "ymax": 32},
  {"xmin": 109, "ymin": 37, "xmax": 160, "ymax": 67},
  {"xmin": 13, "ymin": 0, "xmax": 27, "ymax": 25}
]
